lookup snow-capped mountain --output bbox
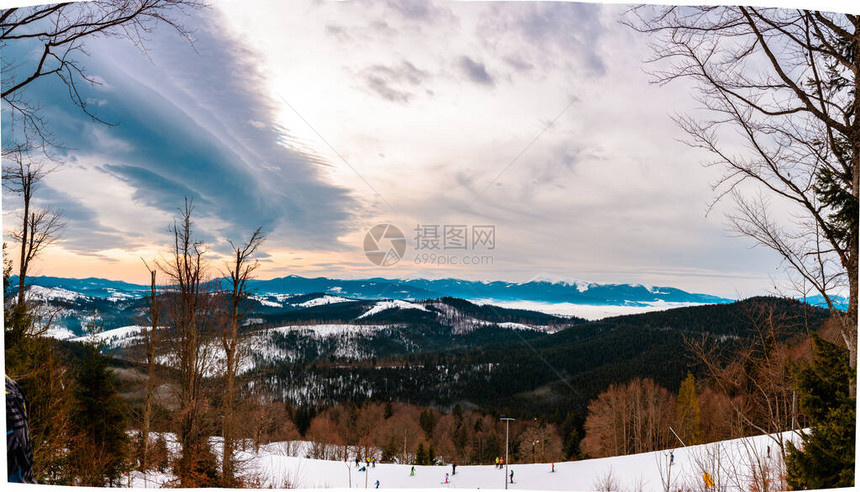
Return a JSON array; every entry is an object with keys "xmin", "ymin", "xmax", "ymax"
[
  {"xmin": 240, "ymin": 274, "xmax": 733, "ymax": 305},
  {"xmin": 12, "ymin": 274, "xmax": 735, "ymax": 307},
  {"xmin": 10, "ymin": 276, "xmax": 151, "ymax": 300}
]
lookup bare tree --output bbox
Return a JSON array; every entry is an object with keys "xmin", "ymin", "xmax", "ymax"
[
  {"xmin": 592, "ymin": 467, "xmax": 621, "ymax": 492},
  {"xmin": 1, "ymin": 0, "xmax": 203, "ymax": 158},
  {"xmin": 582, "ymin": 378, "xmax": 676, "ymax": 458},
  {"xmin": 3, "ymin": 156, "xmax": 64, "ymax": 303},
  {"xmin": 157, "ymin": 199, "xmax": 217, "ymax": 486},
  {"xmin": 220, "ymin": 226, "xmax": 265, "ymax": 486},
  {"xmin": 629, "ymin": 7, "xmax": 858, "ymax": 388}
]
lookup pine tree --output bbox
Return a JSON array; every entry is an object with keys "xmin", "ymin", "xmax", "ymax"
[
  {"xmin": 675, "ymin": 372, "xmax": 701, "ymax": 445},
  {"xmin": 415, "ymin": 442, "xmax": 428, "ymax": 465},
  {"xmin": 560, "ymin": 412, "xmax": 580, "ymax": 459},
  {"xmin": 70, "ymin": 318, "xmax": 129, "ymax": 486},
  {"xmin": 786, "ymin": 334, "xmax": 855, "ymax": 489}
]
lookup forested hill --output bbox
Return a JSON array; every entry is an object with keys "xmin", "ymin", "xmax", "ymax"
[{"xmin": 256, "ymin": 297, "xmax": 831, "ymax": 418}]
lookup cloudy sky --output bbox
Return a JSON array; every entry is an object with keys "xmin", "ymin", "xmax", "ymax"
[{"xmin": 2, "ymin": 0, "xmax": 809, "ymax": 297}]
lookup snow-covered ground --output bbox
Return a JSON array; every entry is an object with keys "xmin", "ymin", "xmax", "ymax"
[
  {"xmin": 297, "ymin": 295, "xmax": 354, "ymax": 308},
  {"xmin": 70, "ymin": 325, "xmax": 145, "ymax": 347},
  {"xmin": 358, "ymin": 300, "xmax": 429, "ymax": 319},
  {"xmin": 127, "ymin": 431, "xmax": 797, "ymax": 491},
  {"xmin": 24, "ymin": 285, "xmax": 85, "ymax": 302},
  {"xmin": 45, "ymin": 325, "xmax": 78, "ymax": 340},
  {"xmin": 266, "ymin": 324, "xmax": 393, "ymax": 338},
  {"xmin": 475, "ymin": 299, "xmax": 707, "ymax": 321}
]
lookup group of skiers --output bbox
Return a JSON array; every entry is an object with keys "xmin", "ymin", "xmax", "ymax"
[{"xmin": 355, "ymin": 456, "xmax": 377, "ymax": 471}]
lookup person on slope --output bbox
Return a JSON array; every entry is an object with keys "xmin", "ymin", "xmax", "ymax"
[
  {"xmin": 444, "ymin": 472, "xmax": 449, "ymax": 484},
  {"xmin": 375, "ymin": 480, "xmax": 380, "ymax": 488},
  {"xmin": 495, "ymin": 457, "xmax": 499, "ymax": 469},
  {"xmin": 510, "ymin": 469, "xmax": 514, "ymax": 484},
  {"xmin": 410, "ymin": 466, "xmax": 415, "ymax": 476}
]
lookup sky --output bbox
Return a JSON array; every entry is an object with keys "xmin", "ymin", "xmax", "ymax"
[{"xmin": 1, "ymin": 0, "xmax": 835, "ymax": 298}]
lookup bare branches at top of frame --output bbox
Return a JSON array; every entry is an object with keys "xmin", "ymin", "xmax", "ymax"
[{"xmin": 1, "ymin": 1, "xmax": 204, "ymax": 156}]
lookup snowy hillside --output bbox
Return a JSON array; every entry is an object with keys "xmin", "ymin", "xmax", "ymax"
[
  {"xmin": 127, "ymin": 431, "xmax": 798, "ymax": 491},
  {"xmin": 358, "ymin": 300, "xmax": 429, "ymax": 319},
  {"xmin": 25, "ymin": 285, "xmax": 85, "ymax": 302},
  {"xmin": 71, "ymin": 325, "xmax": 145, "ymax": 348},
  {"xmin": 297, "ymin": 295, "xmax": 354, "ymax": 308}
]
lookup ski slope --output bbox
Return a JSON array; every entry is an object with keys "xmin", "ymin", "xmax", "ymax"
[{"xmin": 127, "ymin": 431, "xmax": 797, "ymax": 491}]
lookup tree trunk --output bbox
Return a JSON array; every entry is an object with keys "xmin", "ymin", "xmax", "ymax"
[
  {"xmin": 848, "ymin": 29, "xmax": 860, "ymax": 399},
  {"xmin": 140, "ymin": 269, "xmax": 158, "ymax": 470},
  {"xmin": 16, "ymin": 180, "xmax": 29, "ymax": 306},
  {"xmin": 222, "ymin": 340, "xmax": 236, "ymax": 486}
]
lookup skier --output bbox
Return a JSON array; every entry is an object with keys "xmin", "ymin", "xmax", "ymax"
[
  {"xmin": 551, "ymin": 463, "xmax": 555, "ymax": 473},
  {"xmin": 375, "ymin": 480, "xmax": 380, "ymax": 489},
  {"xmin": 452, "ymin": 463, "xmax": 457, "ymax": 475},
  {"xmin": 670, "ymin": 451, "xmax": 675, "ymax": 465},
  {"xmin": 360, "ymin": 466, "xmax": 366, "ymax": 472},
  {"xmin": 510, "ymin": 469, "xmax": 514, "ymax": 484},
  {"xmin": 372, "ymin": 457, "xmax": 376, "ymax": 468},
  {"xmin": 495, "ymin": 457, "xmax": 499, "ymax": 469},
  {"xmin": 355, "ymin": 456, "xmax": 360, "ymax": 467},
  {"xmin": 444, "ymin": 473, "xmax": 450, "ymax": 484},
  {"xmin": 410, "ymin": 466, "xmax": 415, "ymax": 476},
  {"xmin": 500, "ymin": 457, "xmax": 504, "ymax": 469}
]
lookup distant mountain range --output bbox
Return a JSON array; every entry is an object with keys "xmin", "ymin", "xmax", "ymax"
[{"xmin": 10, "ymin": 274, "xmax": 735, "ymax": 306}]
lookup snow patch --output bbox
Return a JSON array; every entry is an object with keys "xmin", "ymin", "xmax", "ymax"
[
  {"xmin": 71, "ymin": 325, "xmax": 145, "ymax": 348},
  {"xmin": 267, "ymin": 324, "xmax": 391, "ymax": 338},
  {"xmin": 45, "ymin": 326, "xmax": 77, "ymax": 340},
  {"xmin": 25, "ymin": 285, "xmax": 85, "ymax": 302},
  {"xmin": 296, "ymin": 295, "xmax": 352, "ymax": 308},
  {"xmin": 357, "ymin": 300, "xmax": 428, "ymax": 319},
  {"xmin": 251, "ymin": 295, "xmax": 283, "ymax": 308}
]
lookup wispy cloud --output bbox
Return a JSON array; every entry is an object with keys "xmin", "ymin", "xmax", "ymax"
[{"xmin": 4, "ymin": 6, "xmax": 359, "ymax": 257}]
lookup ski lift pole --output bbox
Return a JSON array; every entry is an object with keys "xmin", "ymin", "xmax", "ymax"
[
  {"xmin": 669, "ymin": 426, "xmax": 687, "ymax": 448},
  {"xmin": 501, "ymin": 417, "xmax": 515, "ymax": 490}
]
